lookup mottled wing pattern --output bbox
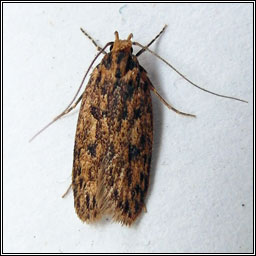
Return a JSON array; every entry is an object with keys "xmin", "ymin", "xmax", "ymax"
[{"xmin": 72, "ymin": 51, "xmax": 153, "ymax": 225}]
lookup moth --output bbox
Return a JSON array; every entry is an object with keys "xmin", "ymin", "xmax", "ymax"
[{"xmin": 30, "ymin": 26, "xmax": 247, "ymax": 226}]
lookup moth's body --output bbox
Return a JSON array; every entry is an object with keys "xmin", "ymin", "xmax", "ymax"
[{"xmin": 72, "ymin": 33, "xmax": 153, "ymax": 225}]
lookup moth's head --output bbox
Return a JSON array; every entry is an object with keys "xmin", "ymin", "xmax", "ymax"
[{"xmin": 111, "ymin": 31, "xmax": 133, "ymax": 52}]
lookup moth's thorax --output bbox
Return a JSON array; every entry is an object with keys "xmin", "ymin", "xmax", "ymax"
[
  {"xmin": 101, "ymin": 32, "xmax": 138, "ymax": 79},
  {"xmin": 112, "ymin": 39, "xmax": 132, "ymax": 52}
]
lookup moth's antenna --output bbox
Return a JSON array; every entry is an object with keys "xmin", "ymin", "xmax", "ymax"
[
  {"xmin": 133, "ymin": 41, "xmax": 248, "ymax": 103},
  {"xmin": 80, "ymin": 27, "xmax": 106, "ymax": 54},
  {"xmin": 136, "ymin": 24, "xmax": 167, "ymax": 57},
  {"xmin": 29, "ymin": 41, "xmax": 113, "ymax": 142}
]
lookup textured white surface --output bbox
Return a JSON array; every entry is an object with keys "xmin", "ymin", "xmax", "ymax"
[{"xmin": 3, "ymin": 3, "xmax": 253, "ymax": 253}]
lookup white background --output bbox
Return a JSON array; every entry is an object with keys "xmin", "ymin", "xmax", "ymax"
[{"xmin": 3, "ymin": 3, "xmax": 253, "ymax": 253}]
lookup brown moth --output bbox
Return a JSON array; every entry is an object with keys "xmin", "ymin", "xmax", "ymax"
[
  {"xmin": 30, "ymin": 26, "xmax": 247, "ymax": 226},
  {"xmin": 71, "ymin": 28, "xmax": 206, "ymax": 225},
  {"xmin": 72, "ymin": 32, "xmax": 155, "ymax": 225}
]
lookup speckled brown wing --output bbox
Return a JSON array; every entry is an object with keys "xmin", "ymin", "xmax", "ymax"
[{"xmin": 72, "ymin": 50, "xmax": 153, "ymax": 226}]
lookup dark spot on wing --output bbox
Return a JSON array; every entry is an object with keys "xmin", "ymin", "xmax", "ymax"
[
  {"xmin": 142, "ymin": 80, "xmax": 148, "ymax": 92},
  {"xmin": 140, "ymin": 172, "xmax": 144, "ymax": 183},
  {"xmin": 125, "ymin": 55, "xmax": 136, "ymax": 72},
  {"xmin": 143, "ymin": 154, "xmax": 147, "ymax": 165},
  {"xmin": 129, "ymin": 144, "xmax": 140, "ymax": 162},
  {"xmin": 124, "ymin": 199, "xmax": 129, "ymax": 213},
  {"xmin": 90, "ymin": 106, "xmax": 100, "ymax": 120},
  {"xmin": 134, "ymin": 108, "xmax": 141, "ymax": 119},
  {"xmin": 140, "ymin": 135, "xmax": 146, "ymax": 149},
  {"xmin": 92, "ymin": 196, "xmax": 96, "ymax": 208},
  {"xmin": 79, "ymin": 178, "xmax": 84, "ymax": 189},
  {"xmin": 127, "ymin": 79, "xmax": 134, "ymax": 99},
  {"xmin": 144, "ymin": 174, "xmax": 149, "ymax": 192},
  {"xmin": 102, "ymin": 110, "xmax": 108, "ymax": 117},
  {"xmin": 86, "ymin": 194, "xmax": 90, "ymax": 209},
  {"xmin": 147, "ymin": 155, "xmax": 152, "ymax": 166},
  {"xmin": 122, "ymin": 80, "xmax": 134, "ymax": 102},
  {"xmin": 126, "ymin": 167, "xmax": 132, "ymax": 187},
  {"xmin": 121, "ymin": 107, "xmax": 127, "ymax": 120},
  {"xmin": 135, "ymin": 184, "xmax": 141, "ymax": 195},
  {"xmin": 115, "ymin": 68, "xmax": 121, "ymax": 78},
  {"xmin": 87, "ymin": 143, "xmax": 97, "ymax": 157},
  {"xmin": 140, "ymin": 189, "xmax": 145, "ymax": 203},
  {"xmin": 113, "ymin": 189, "xmax": 118, "ymax": 200},
  {"xmin": 103, "ymin": 52, "xmax": 112, "ymax": 69}
]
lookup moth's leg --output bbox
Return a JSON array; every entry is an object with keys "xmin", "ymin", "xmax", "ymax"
[
  {"xmin": 62, "ymin": 94, "xmax": 83, "ymax": 116},
  {"xmin": 62, "ymin": 183, "xmax": 72, "ymax": 198},
  {"xmin": 148, "ymin": 82, "xmax": 196, "ymax": 118},
  {"xmin": 80, "ymin": 28, "xmax": 106, "ymax": 54},
  {"xmin": 29, "ymin": 94, "xmax": 83, "ymax": 142}
]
